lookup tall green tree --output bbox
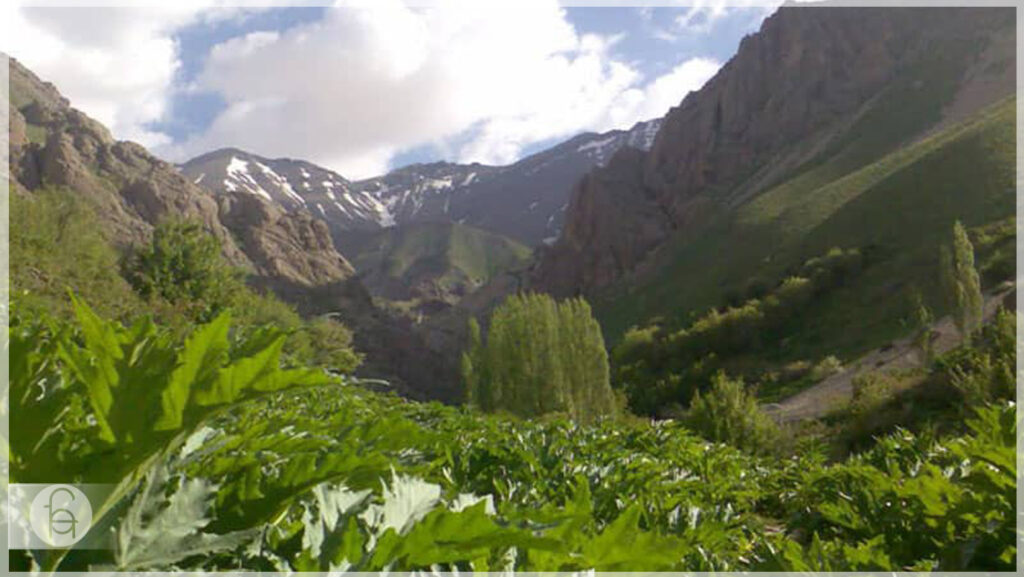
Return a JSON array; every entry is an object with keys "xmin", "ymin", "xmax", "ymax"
[
  {"xmin": 463, "ymin": 293, "xmax": 615, "ymax": 422},
  {"xmin": 941, "ymin": 221, "xmax": 984, "ymax": 341},
  {"xmin": 463, "ymin": 317, "xmax": 483, "ymax": 407},
  {"xmin": 909, "ymin": 289, "xmax": 935, "ymax": 366}
]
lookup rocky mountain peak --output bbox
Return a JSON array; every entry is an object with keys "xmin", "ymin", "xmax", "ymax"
[{"xmin": 9, "ymin": 56, "xmax": 358, "ymax": 292}]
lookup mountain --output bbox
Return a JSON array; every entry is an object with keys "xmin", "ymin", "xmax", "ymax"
[
  {"xmin": 351, "ymin": 222, "xmax": 531, "ymax": 316},
  {"xmin": 181, "ymin": 118, "xmax": 662, "ymax": 250},
  {"xmin": 347, "ymin": 119, "xmax": 662, "ymax": 247},
  {"xmin": 8, "ymin": 56, "xmax": 460, "ymax": 402},
  {"xmin": 532, "ymin": 5, "xmax": 1016, "ymax": 350},
  {"xmin": 180, "ymin": 148, "xmax": 394, "ymax": 232}
]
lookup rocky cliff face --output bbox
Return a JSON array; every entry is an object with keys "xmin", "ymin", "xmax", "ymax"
[
  {"xmin": 9, "ymin": 57, "xmax": 352, "ymax": 287},
  {"xmin": 8, "ymin": 56, "xmax": 459, "ymax": 401},
  {"xmin": 10, "ymin": 59, "xmax": 245, "ymax": 263},
  {"xmin": 533, "ymin": 6, "xmax": 1015, "ymax": 297}
]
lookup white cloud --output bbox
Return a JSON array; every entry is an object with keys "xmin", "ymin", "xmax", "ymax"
[
  {"xmin": 0, "ymin": 2, "xmax": 254, "ymax": 148},
  {"xmin": 612, "ymin": 58, "xmax": 720, "ymax": 125},
  {"xmin": 2, "ymin": 0, "xmax": 725, "ymax": 179},
  {"xmin": 676, "ymin": 0, "xmax": 782, "ymax": 35},
  {"xmin": 174, "ymin": 0, "xmax": 721, "ymax": 177}
]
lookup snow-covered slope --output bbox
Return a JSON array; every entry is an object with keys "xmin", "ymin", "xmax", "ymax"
[
  {"xmin": 181, "ymin": 117, "xmax": 662, "ymax": 250},
  {"xmin": 181, "ymin": 148, "xmax": 393, "ymax": 231},
  {"xmin": 349, "ymin": 117, "xmax": 663, "ymax": 246}
]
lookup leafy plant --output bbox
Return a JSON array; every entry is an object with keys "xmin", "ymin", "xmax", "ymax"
[
  {"xmin": 8, "ymin": 298, "xmax": 1016, "ymax": 572},
  {"xmin": 10, "ymin": 296, "xmax": 340, "ymax": 571}
]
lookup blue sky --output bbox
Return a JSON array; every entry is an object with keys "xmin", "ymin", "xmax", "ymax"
[{"xmin": 3, "ymin": 2, "xmax": 777, "ymax": 177}]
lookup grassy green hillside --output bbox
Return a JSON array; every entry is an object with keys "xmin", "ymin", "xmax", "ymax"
[
  {"xmin": 353, "ymin": 221, "xmax": 531, "ymax": 312},
  {"xmin": 599, "ymin": 98, "xmax": 1016, "ymax": 365}
]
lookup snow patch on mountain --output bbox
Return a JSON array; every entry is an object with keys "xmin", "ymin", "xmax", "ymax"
[{"xmin": 577, "ymin": 135, "xmax": 618, "ymax": 154}]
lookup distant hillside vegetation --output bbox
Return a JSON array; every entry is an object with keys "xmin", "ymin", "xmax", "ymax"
[
  {"xmin": 600, "ymin": 98, "xmax": 1015, "ymax": 357},
  {"xmin": 352, "ymin": 222, "xmax": 532, "ymax": 316}
]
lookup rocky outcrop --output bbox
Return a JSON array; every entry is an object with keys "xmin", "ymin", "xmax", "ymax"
[
  {"xmin": 533, "ymin": 6, "xmax": 1015, "ymax": 297},
  {"xmin": 10, "ymin": 58, "xmax": 246, "ymax": 263},
  {"xmin": 218, "ymin": 190, "xmax": 354, "ymax": 287},
  {"xmin": 9, "ymin": 56, "xmax": 356, "ymax": 288}
]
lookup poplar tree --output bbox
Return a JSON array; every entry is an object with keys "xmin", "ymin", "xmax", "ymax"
[
  {"xmin": 463, "ymin": 293, "xmax": 615, "ymax": 422},
  {"xmin": 942, "ymin": 221, "xmax": 984, "ymax": 341}
]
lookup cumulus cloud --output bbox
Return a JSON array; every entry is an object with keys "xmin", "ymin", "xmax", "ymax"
[
  {"xmin": 174, "ymin": 0, "xmax": 720, "ymax": 177},
  {"xmin": 0, "ymin": 4, "xmax": 228, "ymax": 147},
  {"xmin": 3, "ymin": 0, "xmax": 724, "ymax": 179}
]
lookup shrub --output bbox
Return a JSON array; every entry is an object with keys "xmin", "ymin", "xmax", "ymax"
[
  {"xmin": 685, "ymin": 372, "xmax": 781, "ymax": 455},
  {"xmin": 938, "ymin": 308, "xmax": 1015, "ymax": 406},
  {"xmin": 849, "ymin": 373, "xmax": 896, "ymax": 419},
  {"xmin": 809, "ymin": 355, "xmax": 843, "ymax": 381},
  {"xmin": 124, "ymin": 219, "xmax": 245, "ymax": 322}
]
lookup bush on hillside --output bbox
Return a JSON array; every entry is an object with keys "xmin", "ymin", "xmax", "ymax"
[
  {"xmin": 124, "ymin": 219, "xmax": 245, "ymax": 322},
  {"xmin": 613, "ymin": 248, "xmax": 870, "ymax": 416},
  {"xmin": 232, "ymin": 288, "xmax": 361, "ymax": 374},
  {"xmin": 937, "ymin": 308, "xmax": 1015, "ymax": 406},
  {"xmin": 684, "ymin": 371, "xmax": 781, "ymax": 455}
]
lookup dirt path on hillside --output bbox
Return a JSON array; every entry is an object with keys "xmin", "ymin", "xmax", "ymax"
[{"xmin": 762, "ymin": 284, "xmax": 1015, "ymax": 423}]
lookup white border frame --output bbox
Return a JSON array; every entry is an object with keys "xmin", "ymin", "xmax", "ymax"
[{"xmin": 2, "ymin": 1, "xmax": 1021, "ymax": 575}]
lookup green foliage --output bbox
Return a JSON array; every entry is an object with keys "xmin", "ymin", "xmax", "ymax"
[
  {"xmin": 824, "ymin": 309, "xmax": 1017, "ymax": 457},
  {"xmin": 108, "ymin": 460, "xmax": 259, "ymax": 571},
  {"xmin": 942, "ymin": 220, "xmax": 984, "ymax": 340},
  {"xmin": 600, "ymin": 98, "xmax": 1015, "ymax": 368},
  {"xmin": 9, "ymin": 299, "xmax": 1017, "ymax": 572},
  {"xmin": 809, "ymin": 355, "xmax": 844, "ymax": 382},
  {"xmin": 465, "ymin": 293, "xmax": 616, "ymax": 422},
  {"xmin": 685, "ymin": 372, "xmax": 781, "ymax": 455},
  {"xmin": 9, "ymin": 296, "xmax": 337, "ymax": 486},
  {"xmin": 937, "ymin": 308, "xmax": 1016, "ymax": 406},
  {"xmin": 909, "ymin": 289, "xmax": 935, "ymax": 365},
  {"xmin": 11, "ymin": 198, "xmax": 360, "ymax": 374},
  {"xmin": 125, "ymin": 219, "xmax": 245, "ymax": 322},
  {"xmin": 9, "ymin": 188, "xmax": 147, "ymax": 320},
  {"xmin": 848, "ymin": 372, "xmax": 897, "ymax": 420},
  {"xmin": 614, "ymin": 247, "xmax": 865, "ymax": 415},
  {"xmin": 768, "ymin": 403, "xmax": 1016, "ymax": 571},
  {"xmin": 230, "ymin": 289, "xmax": 361, "ymax": 373},
  {"xmin": 462, "ymin": 317, "xmax": 482, "ymax": 405}
]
